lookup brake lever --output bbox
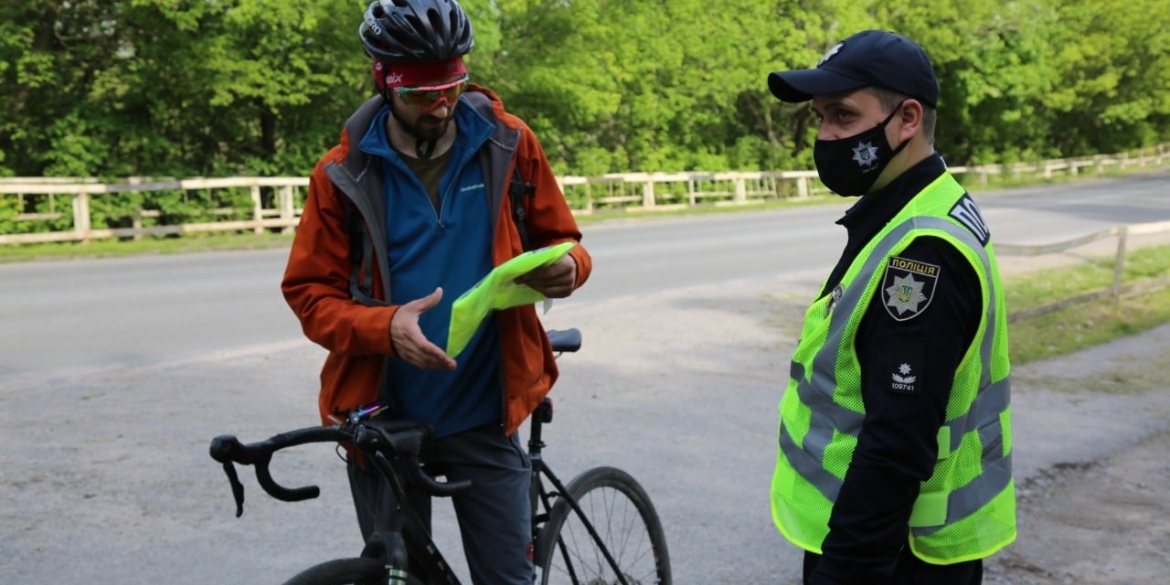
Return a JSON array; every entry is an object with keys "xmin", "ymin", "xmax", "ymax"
[{"xmin": 221, "ymin": 461, "xmax": 246, "ymax": 517}]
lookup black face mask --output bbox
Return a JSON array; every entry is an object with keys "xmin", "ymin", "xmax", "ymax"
[{"xmin": 813, "ymin": 104, "xmax": 909, "ymax": 197}]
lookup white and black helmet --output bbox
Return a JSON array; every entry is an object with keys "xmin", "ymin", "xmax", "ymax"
[{"xmin": 359, "ymin": 0, "xmax": 475, "ymax": 63}]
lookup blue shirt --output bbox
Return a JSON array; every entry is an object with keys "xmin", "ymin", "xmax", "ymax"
[{"xmin": 359, "ymin": 100, "xmax": 502, "ymax": 437}]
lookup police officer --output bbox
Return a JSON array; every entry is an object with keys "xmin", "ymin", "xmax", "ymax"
[{"xmin": 766, "ymin": 30, "xmax": 1016, "ymax": 585}]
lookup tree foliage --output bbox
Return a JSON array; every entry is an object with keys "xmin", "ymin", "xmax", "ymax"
[{"xmin": 1, "ymin": 0, "xmax": 1168, "ymax": 179}]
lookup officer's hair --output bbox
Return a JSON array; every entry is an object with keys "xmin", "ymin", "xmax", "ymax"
[{"xmin": 867, "ymin": 87, "xmax": 936, "ymax": 145}]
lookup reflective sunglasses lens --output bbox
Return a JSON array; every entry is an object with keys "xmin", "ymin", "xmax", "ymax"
[
  {"xmin": 398, "ymin": 79, "xmax": 468, "ymax": 109},
  {"xmin": 401, "ymin": 90, "xmax": 440, "ymax": 108}
]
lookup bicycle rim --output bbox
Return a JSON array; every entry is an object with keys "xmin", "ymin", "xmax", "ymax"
[{"xmin": 536, "ymin": 467, "xmax": 671, "ymax": 585}]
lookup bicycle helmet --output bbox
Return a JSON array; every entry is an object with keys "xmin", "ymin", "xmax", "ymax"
[{"xmin": 360, "ymin": 0, "xmax": 475, "ymax": 63}]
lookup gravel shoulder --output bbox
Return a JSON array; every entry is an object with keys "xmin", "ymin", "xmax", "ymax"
[{"xmin": 983, "ymin": 323, "xmax": 1170, "ymax": 585}]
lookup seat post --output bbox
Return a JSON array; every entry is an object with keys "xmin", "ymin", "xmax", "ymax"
[{"xmin": 527, "ymin": 398, "xmax": 553, "ymax": 457}]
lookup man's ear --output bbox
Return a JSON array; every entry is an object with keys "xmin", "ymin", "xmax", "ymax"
[{"xmin": 898, "ymin": 99, "xmax": 924, "ymax": 142}]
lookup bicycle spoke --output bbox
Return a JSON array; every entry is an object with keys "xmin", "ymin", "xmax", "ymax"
[
  {"xmin": 606, "ymin": 486, "xmax": 655, "ymax": 584},
  {"xmin": 594, "ymin": 484, "xmax": 610, "ymax": 576},
  {"xmin": 546, "ymin": 487, "xmax": 654, "ymax": 585}
]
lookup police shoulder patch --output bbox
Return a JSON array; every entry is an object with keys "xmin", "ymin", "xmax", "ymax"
[{"xmin": 881, "ymin": 256, "xmax": 940, "ymax": 321}]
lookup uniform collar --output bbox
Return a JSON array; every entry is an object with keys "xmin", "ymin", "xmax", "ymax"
[{"xmin": 837, "ymin": 153, "xmax": 947, "ymax": 236}]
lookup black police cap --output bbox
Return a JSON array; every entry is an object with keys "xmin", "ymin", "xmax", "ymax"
[{"xmin": 768, "ymin": 30, "xmax": 939, "ymax": 108}]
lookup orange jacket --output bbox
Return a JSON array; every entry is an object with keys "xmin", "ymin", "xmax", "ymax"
[{"xmin": 282, "ymin": 86, "xmax": 591, "ymax": 435}]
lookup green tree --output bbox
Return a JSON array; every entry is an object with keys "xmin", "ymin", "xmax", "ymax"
[
  {"xmin": 1042, "ymin": 0, "xmax": 1170, "ymax": 154},
  {"xmin": 872, "ymin": 0, "xmax": 1062, "ymax": 164},
  {"xmin": 0, "ymin": 0, "xmax": 1166, "ymax": 185}
]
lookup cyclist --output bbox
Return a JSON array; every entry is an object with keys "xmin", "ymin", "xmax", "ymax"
[{"xmin": 280, "ymin": 1, "xmax": 592, "ymax": 583}]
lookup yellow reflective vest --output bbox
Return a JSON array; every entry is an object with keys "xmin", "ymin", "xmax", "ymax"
[{"xmin": 771, "ymin": 170, "xmax": 1016, "ymax": 564}]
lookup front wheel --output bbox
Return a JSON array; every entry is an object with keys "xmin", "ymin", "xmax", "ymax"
[
  {"xmin": 535, "ymin": 467, "xmax": 671, "ymax": 585},
  {"xmin": 281, "ymin": 557, "xmax": 425, "ymax": 585}
]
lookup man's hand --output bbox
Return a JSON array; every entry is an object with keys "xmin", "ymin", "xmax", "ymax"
[
  {"xmin": 515, "ymin": 254, "xmax": 577, "ymax": 298},
  {"xmin": 390, "ymin": 287, "xmax": 457, "ymax": 370}
]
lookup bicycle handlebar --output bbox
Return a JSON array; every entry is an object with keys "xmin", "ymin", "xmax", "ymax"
[
  {"xmin": 349, "ymin": 423, "xmax": 471, "ymax": 498},
  {"xmin": 209, "ymin": 420, "xmax": 470, "ymax": 517},
  {"xmin": 211, "ymin": 328, "xmax": 582, "ymax": 516}
]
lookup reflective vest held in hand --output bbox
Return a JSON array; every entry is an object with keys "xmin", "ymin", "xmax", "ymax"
[{"xmin": 770, "ymin": 171, "xmax": 1016, "ymax": 564}]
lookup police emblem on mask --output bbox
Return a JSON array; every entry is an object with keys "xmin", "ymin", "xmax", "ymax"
[
  {"xmin": 881, "ymin": 256, "xmax": 940, "ymax": 321},
  {"xmin": 852, "ymin": 141, "xmax": 880, "ymax": 167}
]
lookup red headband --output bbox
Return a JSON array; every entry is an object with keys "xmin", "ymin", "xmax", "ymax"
[{"xmin": 373, "ymin": 58, "xmax": 468, "ymax": 90}]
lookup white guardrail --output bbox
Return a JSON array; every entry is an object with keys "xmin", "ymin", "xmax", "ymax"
[
  {"xmin": 999, "ymin": 220, "xmax": 1170, "ymax": 322},
  {"xmin": 1, "ymin": 144, "xmax": 1168, "ymax": 246}
]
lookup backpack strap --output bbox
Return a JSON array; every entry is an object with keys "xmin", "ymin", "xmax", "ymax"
[
  {"xmin": 343, "ymin": 197, "xmax": 374, "ymax": 300},
  {"xmin": 509, "ymin": 171, "xmax": 536, "ymax": 252}
]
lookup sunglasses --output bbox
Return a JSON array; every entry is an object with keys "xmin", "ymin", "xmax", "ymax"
[{"xmin": 394, "ymin": 75, "xmax": 470, "ymax": 111}]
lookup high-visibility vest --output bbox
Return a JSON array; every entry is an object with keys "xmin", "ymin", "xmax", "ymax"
[{"xmin": 770, "ymin": 171, "xmax": 1016, "ymax": 564}]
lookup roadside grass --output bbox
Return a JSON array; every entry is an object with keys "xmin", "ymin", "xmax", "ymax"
[
  {"xmin": 1007, "ymin": 288, "xmax": 1170, "ymax": 395},
  {"xmin": 0, "ymin": 232, "xmax": 295, "ymax": 264},
  {"xmin": 1004, "ymin": 244, "xmax": 1170, "ymax": 364},
  {"xmin": 1008, "ymin": 286, "xmax": 1170, "ymax": 365},
  {"xmin": 1004, "ymin": 245, "xmax": 1170, "ymax": 313}
]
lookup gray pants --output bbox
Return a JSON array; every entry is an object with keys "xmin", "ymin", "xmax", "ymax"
[{"xmin": 348, "ymin": 423, "xmax": 533, "ymax": 585}]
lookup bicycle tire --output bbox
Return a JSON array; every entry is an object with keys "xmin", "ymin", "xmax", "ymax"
[
  {"xmin": 535, "ymin": 466, "xmax": 671, "ymax": 585},
  {"xmin": 280, "ymin": 557, "xmax": 425, "ymax": 585}
]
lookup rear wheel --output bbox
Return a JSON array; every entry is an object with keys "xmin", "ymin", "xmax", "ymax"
[
  {"xmin": 535, "ymin": 467, "xmax": 671, "ymax": 585},
  {"xmin": 281, "ymin": 557, "xmax": 424, "ymax": 585}
]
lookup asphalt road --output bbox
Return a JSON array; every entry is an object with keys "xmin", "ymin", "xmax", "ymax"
[
  {"xmin": 3, "ymin": 168, "xmax": 1169, "ymax": 381},
  {"xmin": 2, "ymin": 168, "xmax": 1170, "ymax": 585}
]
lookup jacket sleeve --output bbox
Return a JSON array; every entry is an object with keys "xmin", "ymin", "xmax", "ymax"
[
  {"xmin": 515, "ymin": 128, "xmax": 592, "ymax": 290},
  {"xmin": 809, "ymin": 237, "xmax": 982, "ymax": 584},
  {"xmin": 281, "ymin": 156, "xmax": 399, "ymax": 357}
]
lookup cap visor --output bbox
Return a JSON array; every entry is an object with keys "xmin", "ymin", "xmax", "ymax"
[{"xmin": 768, "ymin": 69, "xmax": 867, "ymax": 102}]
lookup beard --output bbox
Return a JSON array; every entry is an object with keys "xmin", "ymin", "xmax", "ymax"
[{"xmin": 390, "ymin": 103, "xmax": 455, "ymax": 144}]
